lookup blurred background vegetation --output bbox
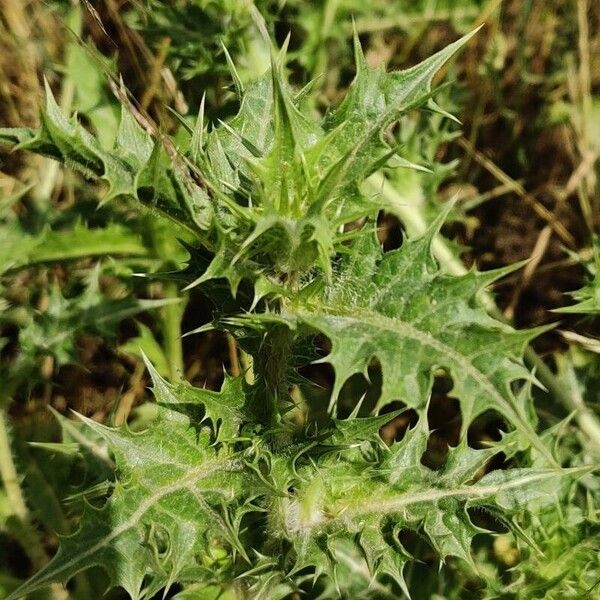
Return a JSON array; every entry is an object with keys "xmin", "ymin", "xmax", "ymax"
[{"xmin": 0, "ymin": 1, "xmax": 599, "ymax": 598}]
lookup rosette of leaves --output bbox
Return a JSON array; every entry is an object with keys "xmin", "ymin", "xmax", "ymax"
[
  {"xmin": 0, "ymin": 30, "xmax": 484, "ymax": 295},
  {"xmin": 0, "ymin": 28, "xmax": 590, "ymax": 600},
  {"xmin": 4, "ymin": 359, "xmax": 585, "ymax": 600}
]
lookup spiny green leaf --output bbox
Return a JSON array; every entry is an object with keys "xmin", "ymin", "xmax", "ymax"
[
  {"xmin": 143, "ymin": 354, "xmax": 245, "ymax": 442},
  {"xmin": 0, "ymin": 88, "xmax": 211, "ymax": 237},
  {"xmin": 282, "ymin": 216, "xmax": 551, "ymax": 461},
  {"xmin": 271, "ymin": 415, "xmax": 578, "ymax": 593},
  {"xmin": 7, "ymin": 396, "xmax": 248, "ymax": 600},
  {"xmin": 5, "ymin": 24, "xmax": 587, "ymax": 600},
  {"xmin": 311, "ymin": 28, "xmax": 479, "ymax": 216},
  {"xmin": 0, "ymin": 221, "xmax": 147, "ymax": 276},
  {"xmin": 332, "ymin": 409, "xmax": 404, "ymax": 443}
]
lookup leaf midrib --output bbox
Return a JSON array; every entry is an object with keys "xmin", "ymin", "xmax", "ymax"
[
  {"xmin": 309, "ymin": 468, "xmax": 578, "ymax": 533},
  {"xmin": 12, "ymin": 456, "xmax": 240, "ymax": 597}
]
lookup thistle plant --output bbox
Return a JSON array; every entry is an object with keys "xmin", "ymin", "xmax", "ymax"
[{"xmin": 0, "ymin": 28, "xmax": 593, "ymax": 600}]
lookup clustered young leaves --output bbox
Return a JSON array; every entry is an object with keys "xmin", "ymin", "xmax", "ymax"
[{"xmin": 1, "ymin": 19, "xmax": 598, "ymax": 600}]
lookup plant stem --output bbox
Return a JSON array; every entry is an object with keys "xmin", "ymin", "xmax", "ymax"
[
  {"xmin": 162, "ymin": 281, "xmax": 185, "ymax": 382},
  {"xmin": 366, "ymin": 172, "xmax": 467, "ymax": 276},
  {"xmin": 311, "ymin": 0, "xmax": 341, "ymax": 82},
  {"xmin": 251, "ymin": 325, "xmax": 294, "ymax": 426},
  {"xmin": 0, "ymin": 409, "xmax": 47, "ymax": 568},
  {"xmin": 365, "ymin": 172, "xmax": 600, "ymax": 453},
  {"xmin": 114, "ymin": 361, "xmax": 146, "ymax": 426},
  {"xmin": 30, "ymin": 6, "xmax": 77, "ymax": 214},
  {"xmin": 529, "ymin": 349, "xmax": 600, "ymax": 456},
  {"xmin": 0, "ymin": 409, "xmax": 69, "ymax": 599},
  {"xmin": 226, "ymin": 333, "xmax": 241, "ymax": 377},
  {"xmin": 240, "ymin": 348, "xmax": 255, "ymax": 385}
]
